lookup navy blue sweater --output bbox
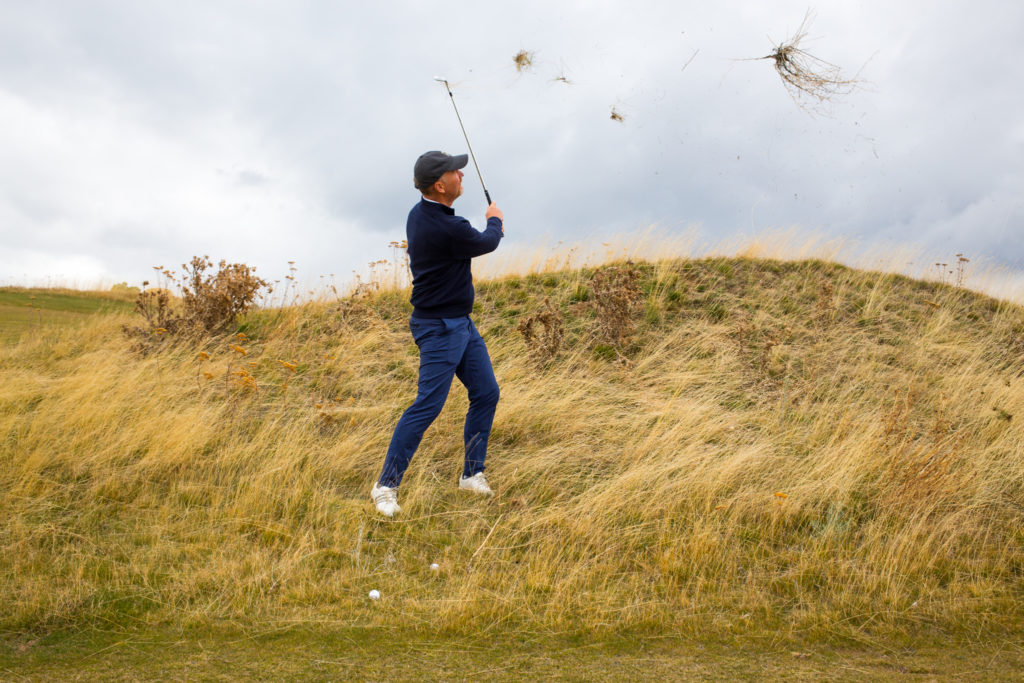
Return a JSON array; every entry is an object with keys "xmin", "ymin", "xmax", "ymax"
[{"xmin": 407, "ymin": 198, "xmax": 503, "ymax": 319}]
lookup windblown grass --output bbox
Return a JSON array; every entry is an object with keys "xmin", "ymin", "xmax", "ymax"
[{"xmin": 2, "ymin": 252, "xmax": 1023, "ymax": 646}]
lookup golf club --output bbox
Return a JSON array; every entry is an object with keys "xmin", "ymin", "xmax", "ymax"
[{"xmin": 433, "ymin": 77, "xmax": 492, "ymax": 205}]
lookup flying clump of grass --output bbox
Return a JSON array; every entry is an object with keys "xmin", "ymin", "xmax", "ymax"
[
  {"xmin": 757, "ymin": 10, "xmax": 861, "ymax": 114},
  {"xmin": 513, "ymin": 50, "xmax": 534, "ymax": 72}
]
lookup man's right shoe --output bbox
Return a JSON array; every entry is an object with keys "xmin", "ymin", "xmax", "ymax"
[
  {"xmin": 371, "ymin": 483, "xmax": 401, "ymax": 517},
  {"xmin": 459, "ymin": 472, "xmax": 494, "ymax": 496}
]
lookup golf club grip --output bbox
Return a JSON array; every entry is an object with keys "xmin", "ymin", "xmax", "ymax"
[{"xmin": 484, "ymin": 189, "xmax": 492, "ymax": 205}]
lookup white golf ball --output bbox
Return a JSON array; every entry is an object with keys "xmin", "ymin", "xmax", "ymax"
[
  {"xmin": 430, "ymin": 563, "xmax": 440, "ymax": 571},
  {"xmin": 368, "ymin": 589, "xmax": 380, "ymax": 600}
]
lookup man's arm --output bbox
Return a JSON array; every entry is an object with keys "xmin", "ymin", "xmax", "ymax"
[{"xmin": 449, "ymin": 203, "xmax": 504, "ymax": 259}]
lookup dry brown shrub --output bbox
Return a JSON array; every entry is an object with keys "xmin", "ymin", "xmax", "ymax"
[
  {"xmin": 591, "ymin": 262, "xmax": 643, "ymax": 347},
  {"xmin": 124, "ymin": 256, "xmax": 270, "ymax": 348},
  {"xmin": 517, "ymin": 297, "xmax": 564, "ymax": 366},
  {"xmin": 179, "ymin": 256, "xmax": 269, "ymax": 333}
]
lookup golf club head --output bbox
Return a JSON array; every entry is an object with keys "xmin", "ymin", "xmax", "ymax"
[{"xmin": 433, "ymin": 76, "xmax": 448, "ymax": 84}]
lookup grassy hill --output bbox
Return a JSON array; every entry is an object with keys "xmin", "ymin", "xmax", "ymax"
[{"xmin": 2, "ymin": 256, "xmax": 1023, "ymax": 676}]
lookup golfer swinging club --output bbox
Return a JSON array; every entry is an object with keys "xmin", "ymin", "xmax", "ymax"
[{"xmin": 371, "ymin": 150, "xmax": 504, "ymax": 517}]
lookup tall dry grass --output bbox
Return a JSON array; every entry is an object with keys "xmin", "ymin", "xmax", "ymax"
[{"xmin": 2, "ymin": 248, "xmax": 1023, "ymax": 644}]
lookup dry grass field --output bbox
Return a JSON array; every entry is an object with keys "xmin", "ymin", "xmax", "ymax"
[{"xmin": 2, "ymin": 248, "xmax": 1023, "ymax": 678}]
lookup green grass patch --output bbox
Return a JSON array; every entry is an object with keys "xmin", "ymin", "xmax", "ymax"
[
  {"xmin": 0, "ymin": 288, "xmax": 134, "ymax": 343},
  {"xmin": 2, "ymin": 624, "xmax": 1022, "ymax": 682}
]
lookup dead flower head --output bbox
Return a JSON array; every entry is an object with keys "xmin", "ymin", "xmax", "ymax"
[
  {"xmin": 610, "ymin": 107, "xmax": 624, "ymax": 123},
  {"xmin": 232, "ymin": 369, "xmax": 259, "ymax": 391}
]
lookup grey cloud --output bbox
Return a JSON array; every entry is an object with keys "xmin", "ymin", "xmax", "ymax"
[
  {"xmin": 1, "ymin": 0, "xmax": 1022, "ymax": 287},
  {"xmin": 232, "ymin": 169, "xmax": 270, "ymax": 187}
]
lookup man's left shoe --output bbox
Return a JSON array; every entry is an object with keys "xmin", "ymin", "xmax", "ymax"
[{"xmin": 459, "ymin": 472, "xmax": 493, "ymax": 496}]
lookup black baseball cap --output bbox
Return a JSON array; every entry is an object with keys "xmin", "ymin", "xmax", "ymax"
[{"xmin": 414, "ymin": 150, "xmax": 468, "ymax": 190}]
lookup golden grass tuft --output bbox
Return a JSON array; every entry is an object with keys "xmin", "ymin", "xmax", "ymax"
[{"xmin": 2, "ymin": 243, "xmax": 1023, "ymax": 644}]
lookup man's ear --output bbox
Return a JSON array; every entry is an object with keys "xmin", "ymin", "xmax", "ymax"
[{"xmin": 433, "ymin": 179, "xmax": 446, "ymax": 196}]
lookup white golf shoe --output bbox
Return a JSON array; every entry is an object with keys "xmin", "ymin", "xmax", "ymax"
[
  {"xmin": 459, "ymin": 472, "xmax": 493, "ymax": 496},
  {"xmin": 371, "ymin": 483, "xmax": 401, "ymax": 517}
]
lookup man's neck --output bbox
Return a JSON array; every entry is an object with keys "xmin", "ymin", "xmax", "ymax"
[{"xmin": 422, "ymin": 194, "xmax": 455, "ymax": 208}]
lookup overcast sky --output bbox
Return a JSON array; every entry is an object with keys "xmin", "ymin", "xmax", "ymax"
[{"xmin": 1, "ymin": 1, "xmax": 1022, "ymax": 292}]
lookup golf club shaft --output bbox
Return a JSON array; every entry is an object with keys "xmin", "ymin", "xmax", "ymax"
[{"xmin": 437, "ymin": 80, "xmax": 492, "ymax": 205}]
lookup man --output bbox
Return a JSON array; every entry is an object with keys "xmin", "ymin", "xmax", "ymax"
[{"xmin": 371, "ymin": 150, "xmax": 504, "ymax": 517}]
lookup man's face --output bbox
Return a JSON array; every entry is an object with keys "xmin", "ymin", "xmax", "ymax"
[{"xmin": 437, "ymin": 169, "xmax": 464, "ymax": 202}]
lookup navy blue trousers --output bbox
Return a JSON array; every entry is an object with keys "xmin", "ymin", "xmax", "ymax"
[{"xmin": 378, "ymin": 315, "xmax": 499, "ymax": 488}]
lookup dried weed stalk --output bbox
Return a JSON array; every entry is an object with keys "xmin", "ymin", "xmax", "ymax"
[
  {"xmin": 954, "ymin": 253, "xmax": 970, "ymax": 288},
  {"xmin": 681, "ymin": 49, "xmax": 700, "ymax": 73},
  {"xmin": 131, "ymin": 285, "xmax": 177, "ymax": 337}
]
